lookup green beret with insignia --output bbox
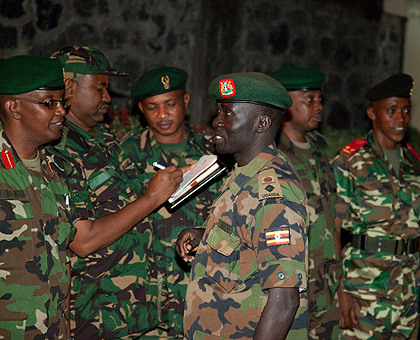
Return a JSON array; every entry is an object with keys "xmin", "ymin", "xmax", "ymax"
[
  {"xmin": 365, "ymin": 73, "xmax": 414, "ymax": 101},
  {"xmin": 131, "ymin": 66, "xmax": 188, "ymax": 101},
  {"xmin": 269, "ymin": 65, "xmax": 325, "ymax": 91},
  {"xmin": 0, "ymin": 55, "xmax": 64, "ymax": 95},
  {"xmin": 208, "ymin": 72, "xmax": 292, "ymax": 110},
  {"xmin": 51, "ymin": 45, "xmax": 128, "ymax": 79}
]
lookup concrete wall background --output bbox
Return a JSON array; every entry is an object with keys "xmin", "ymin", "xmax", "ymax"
[{"xmin": 0, "ymin": 0, "xmax": 406, "ymax": 130}]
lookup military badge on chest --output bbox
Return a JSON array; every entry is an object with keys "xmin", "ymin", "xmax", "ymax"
[{"xmin": 258, "ymin": 168, "xmax": 282, "ymax": 200}]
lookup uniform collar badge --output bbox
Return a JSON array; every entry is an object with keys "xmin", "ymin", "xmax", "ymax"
[
  {"xmin": 219, "ymin": 78, "xmax": 235, "ymax": 97},
  {"xmin": 1, "ymin": 149, "xmax": 15, "ymax": 169},
  {"xmin": 161, "ymin": 75, "xmax": 170, "ymax": 90}
]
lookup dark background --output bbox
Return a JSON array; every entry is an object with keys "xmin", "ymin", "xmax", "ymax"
[{"xmin": 0, "ymin": 0, "xmax": 404, "ymax": 131}]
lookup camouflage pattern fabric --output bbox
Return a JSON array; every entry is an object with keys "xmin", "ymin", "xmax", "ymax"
[
  {"xmin": 121, "ymin": 125, "xmax": 224, "ymax": 339},
  {"xmin": 333, "ymin": 130, "xmax": 420, "ymax": 339},
  {"xmin": 278, "ymin": 131, "xmax": 340, "ymax": 339},
  {"xmin": 0, "ymin": 125, "xmax": 75, "ymax": 340},
  {"xmin": 54, "ymin": 120, "xmax": 158, "ymax": 340},
  {"xmin": 184, "ymin": 143, "xmax": 309, "ymax": 340}
]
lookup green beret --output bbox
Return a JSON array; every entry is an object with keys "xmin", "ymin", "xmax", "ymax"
[
  {"xmin": 0, "ymin": 55, "xmax": 64, "ymax": 95},
  {"xmin": 208, "ymin": 72, "xmax": 292, "ymax": 110},
  {"xmin": 131, "ymin": 66, "xmax": 188, "ymax": 101},
  {"xmin": 365, "ymin": 73, "xmax": 414, "ymax": 101},
  {"xmin": 51, "ymin": 45, "xmax": 128, "ymax": 79},
  {"xmin": 269, "ymin": 65, "xmax": 325, "ymax": 91}
]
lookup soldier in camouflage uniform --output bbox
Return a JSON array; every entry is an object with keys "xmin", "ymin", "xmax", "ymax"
[
  {"xmin": 333, "ymin": 73, "xmax": 420, "ymax": 339},
  {"xmin": 271, "ymin": 65, "xmax": 340, "ymax": 339},
  {"xmin": 0, "ymin": 56, "xmax": 76, "ymax": 339},
  {"xmin": 177, "ymin": 72, "xmax": 309, "ymax": 340},
  {"xmin": 51, "ymin": 46, "xmax": 188, "ymax": 340},
  {"xmin": 121, "ymin": 67, "xmax": 224, "ymax": 339}
]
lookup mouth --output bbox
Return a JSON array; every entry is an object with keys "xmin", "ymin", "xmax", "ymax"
[
  {"xmin": 213, "ymin": 132, "xmax": 225, "ymax": 144},
  {"xmin": 394, "ymin": 126, "xmax": 406, "ymax": 134},
  {"xmin": 51, "ymin": 120, "xmax": 63, "ymax": 129},
  {"xmin": 312, "ymin": 114, "xmax": 322, "ymax": 122},
  {"xmin": 157, "ymin": 120, "xmax": 173, "ymax": 129}
]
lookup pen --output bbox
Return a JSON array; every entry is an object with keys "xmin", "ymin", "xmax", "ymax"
[{"xmin": 153, "ymin": 162, "xmax": 166, "ymax": 170}]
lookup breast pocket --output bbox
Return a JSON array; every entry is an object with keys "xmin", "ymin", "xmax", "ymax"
[
  {"xmin": 356, "ymin": 172, "xmax": 395, "ymax": 223},
  {"xmin": 205, "ymin": 223, "xmax": 247, "ymax": 293}
]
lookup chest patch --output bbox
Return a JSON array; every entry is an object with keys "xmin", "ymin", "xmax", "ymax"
[
  {"xmin": 258, "ymin": 168, "xmax": 282, "ymax": 200},
  {"xmin": 216, "ymin": 219, "xmax": 233, "ymax": 235}
]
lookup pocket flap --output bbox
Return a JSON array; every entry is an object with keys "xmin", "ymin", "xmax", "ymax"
[{"xmin": 207, "ymin": 222, "xmax": 240, "ymax": 257}]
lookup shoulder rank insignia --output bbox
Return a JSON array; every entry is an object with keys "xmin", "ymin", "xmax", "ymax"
[
  {"xmin": 340, "ymin": 138, "xmax": 367, "ymax": 156},
  {"xmin": 407, "ymin": 143, "xmax": 420, "ymax": 163},
  {"xmin": 258, "ymin": 168, "xmax": 282, "ymax": 200},
  {"xmin": 1, "ymin": 149, "xmax": 15, "ymax": 169}
]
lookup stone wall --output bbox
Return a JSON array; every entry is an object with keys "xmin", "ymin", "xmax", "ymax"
[{"xmin": 0, "ymin": 0, "xmax": 405, "ymax": 130}]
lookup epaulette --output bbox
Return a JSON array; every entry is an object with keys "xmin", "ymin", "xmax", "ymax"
[
  {"xmin": 340, "ymin": 138, "xmax": 368, "ymax": 156},
  {"xmin": 406, "ymin": 143, "xmax": 420, "ymax": 163}
]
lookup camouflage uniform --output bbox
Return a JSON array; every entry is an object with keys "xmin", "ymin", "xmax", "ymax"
[
  {"xmin": 121, "ymin": 124, "xmax": 223, "ymax": 339},
  {"xmin": 278, "ymin": 131, "xmax": 340, "ymax": 339},
  {"xmin": 54, "ymin": 120, "xmax": 158, "ymax": 340},
  {"xmin": 184, "ymin": 143, "xmax": 309, "ymax": 340},
  {"xmin": 0, "ymin": 125, "xmax": 75, "ymax": 340},
  {"xmin": 333, "ymin": 131, "xmax": 420, "ymax": 339}
]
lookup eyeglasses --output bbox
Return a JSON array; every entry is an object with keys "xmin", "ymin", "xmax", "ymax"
[{"xmin": 12, "ymin": 97, "xmax": 70, "ymax": 110}]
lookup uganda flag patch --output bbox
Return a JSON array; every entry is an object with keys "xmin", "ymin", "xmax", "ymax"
[{"xmin": 265, "ymin": 228, "xmax": 290, "ymax": 246}]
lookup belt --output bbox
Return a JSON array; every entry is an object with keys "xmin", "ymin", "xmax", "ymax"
[{"xmin": 351, "ymin": 235, "xmax": 419, "ymax": 255}]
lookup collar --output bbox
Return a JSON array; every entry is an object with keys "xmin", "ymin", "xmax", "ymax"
[{"xmin": 229, "ymin": 142, "xmax": 278, "ymax": 196}]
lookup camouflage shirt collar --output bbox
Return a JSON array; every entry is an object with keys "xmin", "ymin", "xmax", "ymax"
[
  {"xmin": 141, "ymin": 122, "xmax": 203, "ymax": 153},
  {"xmin": 229, "ymin": 142, "xmax": 278, "ymax": 195}
]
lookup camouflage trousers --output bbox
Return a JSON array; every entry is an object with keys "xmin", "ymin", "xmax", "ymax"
[
  {"xmin": 340, "ymin": 249, "xmax": 419, "ymax": 340},
  {"xmin": 141, "ymin": 230, "xmax": 191, "ymax": 339},
  {"xmin": 308, "ymin": 249, "xmax": 341, "ymax": 339}
]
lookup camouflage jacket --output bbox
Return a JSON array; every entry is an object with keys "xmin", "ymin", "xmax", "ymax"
[
  {"xmin": 121, "ymin": 125, "xmax": 224, "ymax": 337},
  {"xmin": 334, "ymin": 130, "xmax": 420, "ymax": 240},
  {"xmin": 54, "ymin": 120, "xmax": 157, "ymax": 339},
  {"xmin": 333, "ymin": 131, "xmax": 420, "ymax": 297},
  {"xmin": 184, "ymin": 143, "xmax": 309, "ymax": 340},
  {"xmin": 0, "ymin": 125, "xmax": 75, "ymax": 340},
  {"xmin": 278, "ymin": 131, "xmax": 340, "ymax": 312}
]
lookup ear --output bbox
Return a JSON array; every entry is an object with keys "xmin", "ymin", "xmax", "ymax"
[
  {"xmin": 256, "ymin": 115, "xmax": 271, "ymax": 133},
  {"xmin": 4, "ymin": 98, "xmax": 22, "ymax": 120},
  {"xmin": 183, "ymin": 92, "xmax": 191, "ymax": 109},
  {"xmin": 138, "ymin": 101, "xmax": 145, "ymax": 114},
  {"xmin": 65, "ymin": 79, "xmax": 76, "ymax": 98},
  {"xmin": 367, "ymin": 107, "xmax": 375, "ymax": 121}
]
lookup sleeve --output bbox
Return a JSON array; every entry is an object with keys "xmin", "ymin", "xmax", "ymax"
[
  {"xmin": 253, "ymin": 194, "xmax": 307, "ymax": 292},
  {"xmin": 333, "ymin": 153, "xmax": 354, "ymax": 220}
]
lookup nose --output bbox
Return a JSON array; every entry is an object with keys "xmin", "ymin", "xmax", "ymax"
[
  {"xmin": 103, "ymin": 87, "xmax": 111, "ymax": 102},
  {"xmin": 315, "ymin": 98, "xmax": 323, "ymax": 112},
  {"xmin": 157, "ymin": 106, "xmax": 169, "ymax": 119},
  {"xmin": 395, "ymin": 110, "xmax": 404, "ymax": 122},
  {"xmin": 55, "ymin": 102, "xmax": 67, "ymax": 116},
  {"xmin": 212, "ymin": 111, "xmax": 223, "ymax": 128}
]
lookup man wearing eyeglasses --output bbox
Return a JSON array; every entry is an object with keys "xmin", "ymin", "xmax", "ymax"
[
  {"xmin": 51, "ymin": 46, "xmax": 189, "ymax": 340},
  {"xmin": 0, "ymin": 55, "xmax": 75, "ymax": 339}
]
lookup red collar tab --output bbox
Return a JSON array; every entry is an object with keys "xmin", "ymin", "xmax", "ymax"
[
  {"xmin": 1, "ymin": 149, "xmax": 15, "ymax": 169},
  {"xmin": 407, "ymin": 143, "xmax": 420, "ymax": 163}
]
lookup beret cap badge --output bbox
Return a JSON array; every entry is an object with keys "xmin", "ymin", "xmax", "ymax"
[
  {"xmin": 161, "ymin": 75, "xmax": 170, "ymax": 90},
  {"xmin": 219, "ymin": 78, "xmax": 236, "ymax": 97}
]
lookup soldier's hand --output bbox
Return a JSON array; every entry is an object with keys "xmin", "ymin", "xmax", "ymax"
[
  {"xmin": 145, "ymin": 164, "xmax": 194, "ymax": 206},
  {"xmin": 175, "ymin": 228, "xmax": 205, "ymax": 262},
  {"xmin": 338, "ymin": 280, "xmax": 358, "ymax": 329}
]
